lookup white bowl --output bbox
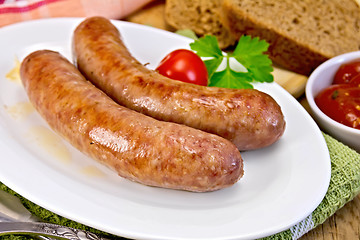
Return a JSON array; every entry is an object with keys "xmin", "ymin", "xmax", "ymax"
[{"xmin": 306, "ymin": 51, "xmax": 360, "ymax": 152}]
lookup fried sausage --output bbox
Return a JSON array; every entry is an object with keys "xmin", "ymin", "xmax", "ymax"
[
  {"xmin": 20, "ymin": 50, "xmax": 244, "ymax": 192},
  {"xmin": 72, "ymin": 16, "xmax": 286, "ymax": 151}
]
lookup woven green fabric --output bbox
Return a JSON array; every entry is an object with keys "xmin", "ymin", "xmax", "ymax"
[
  {"xmin": 263, "ymin": 133, "xmax": 360, "ymax": 240},
  {"xmin": 0, "ymin": 185, "xmax": 124, "ymax": 240},
  {"xmin": 1, "ymin": 133, "xmax": 359, "ymax": 240}
]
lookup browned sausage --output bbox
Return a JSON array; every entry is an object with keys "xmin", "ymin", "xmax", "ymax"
[
  {"xmin": 20, "ymin": 50, "xmax": 244, "ymax": 192},
  {"xmin": 72, "ymin": 16, "xmax": 286, "ymax": 151}
]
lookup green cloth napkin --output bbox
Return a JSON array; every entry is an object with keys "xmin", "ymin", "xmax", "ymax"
[
  {"xmin": 262, "ymin": 133, "xmax": 360, "ymax": 240},
  {"xmin": 1, "ymin": 132, "xmax": 360, "ymax": 240}
]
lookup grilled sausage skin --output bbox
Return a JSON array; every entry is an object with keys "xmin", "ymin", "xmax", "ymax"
[
  {"xmin": 72, "ymin": 16, "xmax": 286, "ymax": 151},
  {"xmin": 20, "ymin": 50, "xmax": 244, "ymax": 192}
]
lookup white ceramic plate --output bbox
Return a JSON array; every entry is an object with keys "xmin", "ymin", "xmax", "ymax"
[{"xmin": 0, "ymin": 18, "xmax": 330, "ymax": 240}]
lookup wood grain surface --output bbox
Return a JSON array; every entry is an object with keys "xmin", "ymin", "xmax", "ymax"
[{"xmin": 123, "ymin": 1, "xmax": 360, "ymax": 239}]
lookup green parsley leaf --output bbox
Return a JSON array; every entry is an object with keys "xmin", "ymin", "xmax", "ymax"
[
  {"xmin": 189, "ymin": 35, "xmax": 223, "ymax": 58},
  {"xmin": 190, "ymin": 35, "xmax": 274, "ymax": 89},
  {"xmin": 211, "ymin": 68, "xmax": 254, "ymax": 89},
  {"xmin": 233, "ymin": 36, "xmax": 273, "ymax": 83},
  {"xmin": 203, "ymin": 57, "xmax": 223, "ymax": 79}
]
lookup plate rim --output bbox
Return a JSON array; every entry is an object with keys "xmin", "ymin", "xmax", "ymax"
[{"xmin": 0, "ymin": 17, "xmax": 331, "ymax": 240}]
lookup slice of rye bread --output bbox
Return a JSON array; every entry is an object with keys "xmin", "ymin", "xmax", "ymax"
[
  {"xmin": 164, "ymin": 0, "xmax": 237, "ymax": 49},
  {"xmin": 222, "ymin": 0, "xmax": 360, "ymax": 75}
]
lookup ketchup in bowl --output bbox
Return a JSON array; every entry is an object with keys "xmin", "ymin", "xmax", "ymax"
[{"xmin": 315, "ymin": 60, "xmax": 360, "ymax": 130}]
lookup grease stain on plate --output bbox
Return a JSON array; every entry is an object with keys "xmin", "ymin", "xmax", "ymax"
[
  {"xmin": 27, "ymin": 125, "xmax": 72, "ymax": 164},
  {"xmin": 6, "ymin": 57, "xmax": 21, "ymax": 84},
  {"xmin": 80, "ymin": 165, "xmax": 106, "ymax": 177},
  {"xmin": 4, "ymin": 101, "xmax": 34, "ymax": 120}
]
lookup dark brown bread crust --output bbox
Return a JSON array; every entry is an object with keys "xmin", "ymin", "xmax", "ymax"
[
  {"xmin": 20, "ymin": 50, "xmax": 244, "ymax": 192},
  {"xmin": 222, "ymin": 0, "xmax": 360, "ymax": 76},
  {"xmin": 222, "ymin": 2, "xmax": 327, "ymax": 75},
  {"xmin": 73, "ymin": 16, "xmax": 286, "ymax": 151},
  {"xmin": 164, "ymin": 0, "xmax": 237, "ymax": 49}
]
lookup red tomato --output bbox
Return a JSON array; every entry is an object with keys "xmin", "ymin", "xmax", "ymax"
[
  {"xmin": 156, "ymin": 49, "xmax": 208, "ymax": 86},
  {"xmin": 315, "ymin": 84, "xmax": 360, "ymax": 129},
  {"xmin": 349, "ymin": 73, "xmax": 360, "ymax": 87},
  {"xmin": 333, "ymin": 60, "xmax": 360, "ymax": 84}
]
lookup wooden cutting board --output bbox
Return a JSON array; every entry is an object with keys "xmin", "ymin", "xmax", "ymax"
[
  {"xmin": 272, "ymin": 65, "xmax": 308, "ymax": 98},
  {"xmin": 124, "ymin": 0, "xmax": 309, "ymax": 99}
]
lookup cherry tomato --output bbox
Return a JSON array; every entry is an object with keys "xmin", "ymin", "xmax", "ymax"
[
  {"xmin": 315, "ymin": 84, "xmax": 360, "ymax": 129},
  {"xmin": 156, "ymin": 49, "xmax": 208, "ymax": 86},
  {"xmin": 333, "ymin": 60, "xmax": 360, "ymax": 84}
]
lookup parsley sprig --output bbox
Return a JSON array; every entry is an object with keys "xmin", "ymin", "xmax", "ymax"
[{"xmin": 189, "ymin": 35, "xmax": 274, "ymax": 89}]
